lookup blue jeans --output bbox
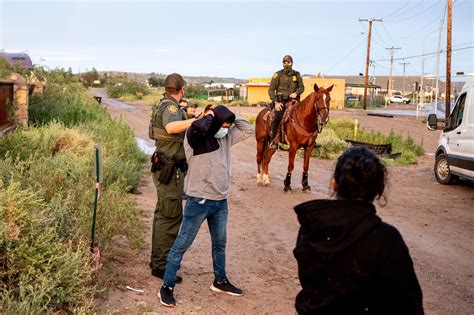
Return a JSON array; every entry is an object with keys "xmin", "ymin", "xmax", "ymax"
[{"xmin": 163, "ymin": 197, "xmax": 228, "ymax": 288}]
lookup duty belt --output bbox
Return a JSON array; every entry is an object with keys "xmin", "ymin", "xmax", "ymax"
[{"xmin": 152, "ymin": 127, "xmax": 184, "ymax": 143}]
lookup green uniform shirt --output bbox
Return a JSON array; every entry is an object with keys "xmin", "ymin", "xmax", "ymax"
[
  {"xmin": 268, "ymin": 69, "xmax": 304, "ymax": 102},
  {"xmin": 151, "ymin": 95, "xmax": 187, "ymax": 160}
]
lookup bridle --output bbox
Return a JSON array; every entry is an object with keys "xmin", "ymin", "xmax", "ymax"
[{"xmin": 314, "ymin": 91, "xmax": 330, "ymax": 133}]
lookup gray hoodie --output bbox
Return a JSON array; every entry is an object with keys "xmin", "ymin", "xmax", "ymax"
[{"xmin": 183, "ymin": 106, "xmax": 254, "ymax": 200}]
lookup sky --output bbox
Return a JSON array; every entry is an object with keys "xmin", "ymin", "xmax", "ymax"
[{"xmin": 1, "ymin": 0, "xmax": 472, "ymax": 80}]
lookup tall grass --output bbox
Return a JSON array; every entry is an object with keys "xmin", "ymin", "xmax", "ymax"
[{"xmin": 1, "ymin": 84, "xmax": 147, "ymax": 312}]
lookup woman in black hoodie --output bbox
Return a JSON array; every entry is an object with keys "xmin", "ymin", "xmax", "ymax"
[{"xmin": 293, "ymin": 146, "xmax": 423, "ymax": 315}]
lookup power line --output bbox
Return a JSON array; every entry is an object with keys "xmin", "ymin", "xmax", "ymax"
[
  {"xmin": 383, "ymin": 0, "xmax": 412, "ymax": 20},
  {"xmin": 385, "ymin": 0, "xmax": 443, "ymax": 23},
  {"xmin": 325, "ymin": 37, "xmax": 366, "ymax": 74},
  {"xmin": 374, "ymin": 45, "xmax": 473, "ymax": 62},
  {"xmin": 384, "ymin": 0, "xmax": 426, "ymax": 21},
  {"xmin": 373, "ymin": 24, "xmax": 392, "ymax": 48},
  {"xmin": 381, "ymin": 22, "xmax": 399, "ymax": 47}
]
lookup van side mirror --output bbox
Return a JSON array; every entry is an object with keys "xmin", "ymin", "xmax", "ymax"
[{"xmin": 427, "ymin": 114, "xmax": 438, "ymax": 131}]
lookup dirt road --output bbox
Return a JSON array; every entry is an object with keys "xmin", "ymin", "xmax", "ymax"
[{"xmin": 95, "ymin": 96, "xmax": 473, "ymax": 314}]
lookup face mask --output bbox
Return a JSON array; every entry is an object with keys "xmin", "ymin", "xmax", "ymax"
[{"xmin": 214, "ymin": 127, "xmax": 229, "ymax": 139}]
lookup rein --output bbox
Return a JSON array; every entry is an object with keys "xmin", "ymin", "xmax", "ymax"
[{"xmin": 313, "ymin": 92, "xmax": 329, "ymax": 133}]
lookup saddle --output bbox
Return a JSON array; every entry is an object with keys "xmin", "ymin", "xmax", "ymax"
[
  {"xmin": 263, "ymin": 100, "xmax": 298, "ymax": 146},
  {"xmin": 262, "ymin": 99, "xmax": 298, "ymax": 124}
]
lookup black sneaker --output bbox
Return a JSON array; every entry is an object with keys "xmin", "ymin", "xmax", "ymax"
[
  {"xmin": 210, "ymin": 279, "xmax": 243, "ymax": 296},
  {"xmin": 151, "ymin": 269, "xmax": 183, "ymax": 284},
  {"xmin": 158, "ymin": 286, "xmax": 176, "ymax": 307}
]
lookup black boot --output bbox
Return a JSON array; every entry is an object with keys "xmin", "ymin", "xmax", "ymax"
[
  {"xmin": 284, "ymin": 172, "xmax": 292, "ymax": 192},
  {"xmin": 302, "ymin": 172, "xmax": 310, "ymax": 192}
]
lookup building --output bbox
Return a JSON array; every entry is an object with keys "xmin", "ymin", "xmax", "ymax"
[
  {"xmin": 0, "ymin": 52, "xmax": 33, "ymax": 69},
  {"xmin": 0, "ymin": 73, "xmax": 31, "ymax": 136},
  {"xmin": 204, "ymin": 82, "xmax": 236, "ymax": 89},
  {"xmin": 243, "ymin": 77, "xmax": 345, "ymax": 109}
]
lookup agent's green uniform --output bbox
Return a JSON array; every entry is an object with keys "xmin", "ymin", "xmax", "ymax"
[
  {"xmin": 268, "ymin": 69, "xmax": 304, "ymax": 142},
  {"xmin": 150, "ymin": 95, "xmax": 187, "ymax": 272},
  {"xmin": 268, "ymin": 69, "xmax": 304, "ymax": 102}
]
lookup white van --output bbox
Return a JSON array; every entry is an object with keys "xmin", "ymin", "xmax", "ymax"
[{"xmin": 427, "ymin": 77, "xmax": 474, "ymax": 184}]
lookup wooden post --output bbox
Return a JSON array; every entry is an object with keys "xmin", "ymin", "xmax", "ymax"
[{"xmin": 446, "ymin": 0, "xmax": 452, "ymax": 126}]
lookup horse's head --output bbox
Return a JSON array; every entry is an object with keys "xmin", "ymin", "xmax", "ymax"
[{"xmin": 312, "ymin": 83, "xmax": 333, "ymax": 131}]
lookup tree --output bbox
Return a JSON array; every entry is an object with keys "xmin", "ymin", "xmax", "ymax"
[
  {"xmin": 148, "ymin": 76, "xmax": 165, "ymax": 87},
  {"xmin": 81, "ymin": 67, "xmax": 99, "ymax": 87}
]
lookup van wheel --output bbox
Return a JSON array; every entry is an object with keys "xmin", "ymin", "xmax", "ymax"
[{"xmin": 434, "ymin": 153, "xmax": 457, "ymax": 184}]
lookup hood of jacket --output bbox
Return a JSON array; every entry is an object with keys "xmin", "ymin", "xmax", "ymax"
[
  {"xmin": 209, "ymin": 105, "xmax": 235, "ymax": 135},
  {"xmin": 294, "ymin": 199, "xmax": 381, "ymax": 256}
]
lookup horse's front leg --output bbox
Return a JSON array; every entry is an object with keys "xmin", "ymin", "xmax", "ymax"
[
  {"xmin": 256, "ymin": 139, "xmax": 265, "ymax": 185},
  {"xmin": 302, "ymin": 144, "xmax": 316, "ymax": 192},
  {"xmin": 262, "ymin": 146, "xmax": 276, "ymax": 186},
  {"xmin": 284, "ymin": 144, "xmax": 298, "ymax": 192}
]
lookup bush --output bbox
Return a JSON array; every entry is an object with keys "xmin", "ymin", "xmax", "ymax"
[
  {"xmin": 105, "ymin": 78, "xmax": 149, "ymax": 99},
  {"xmin": 29, "ymin": 84, "xmax": 107, "ymax": 127},
  {"xmin": 313, "ymin": 129, "xmax": 349, "ymax": 159},
  {"xmin": 0, "ymin": 82, "xmax": 146, "ymax": 312},
  {"xmin": 304, "ymin": 119, "xmax": 424, "ymax": 164},
  {"xmin": 0, "ymin": 180, "xmax": 95, "ymax": 313}
]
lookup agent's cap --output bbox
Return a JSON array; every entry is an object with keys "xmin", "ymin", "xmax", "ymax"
[{"xmin": 282, "ymin": 55, "xmax": 293, "ymax": 63}]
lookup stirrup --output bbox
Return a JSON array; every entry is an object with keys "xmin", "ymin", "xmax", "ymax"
[{"xmin": 268, "ymin": 141, "xmax": 278, "ymax": 149}]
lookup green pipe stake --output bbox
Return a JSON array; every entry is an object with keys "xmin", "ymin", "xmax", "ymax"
[{"xmin": 90, "ymin": 145, "xmax": 101, "ymax": 254}]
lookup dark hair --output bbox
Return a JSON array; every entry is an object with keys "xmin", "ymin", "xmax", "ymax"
[
  {"xmin": 333, "ymin": 146, "xmax": 387, "ymax": 202},
  {"xmin": 164, "ymin": 73, "xmax": 186, "ymax": 93}
]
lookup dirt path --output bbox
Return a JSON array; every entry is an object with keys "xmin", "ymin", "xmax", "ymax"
[{"xmin": 94, "ymin": 96, "xmax": 474, "ymax": 314}]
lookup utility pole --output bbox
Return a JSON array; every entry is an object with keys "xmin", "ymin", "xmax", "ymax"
[
  {"xmin": 434, "ymin": 4, "xmax": 447, "ymax": 115},
  {"xmin": 446, "ymin": 0, "xmax": 452, "ymax": 125},
  {"xmin": 385, "ymin": 46, "xmax": 401, "ymax": 101},
  {"xmin": 359, "ymin": 18, "xmax": 382, "ymax": 110},
  {"xmin": 399, "ymin": 62, "xmax": 410, "ymax": 95}
]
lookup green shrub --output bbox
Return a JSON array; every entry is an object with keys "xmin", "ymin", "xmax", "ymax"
[
  {"xmin": 29, "ymin": 85, "xmax": 108, "ymax": 127},
  {"xmin": 0, "ymin": 181, "xmax": 95, "ymax": 313},
  {"xmin": 313, "ymin": 129, "xmax": 349, "ymax": 159},
  {"xmin": 105, "ymin": 79, "xmax": 149, "ymax": 99},
  {"xmin": 0, "ymin": 82, "xmax": 146, "ymax": 313},
  {"xmin": 307, "ymin": 119, "xmax": 424, "ymax": 164}
]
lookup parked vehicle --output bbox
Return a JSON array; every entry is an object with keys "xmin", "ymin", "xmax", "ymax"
[
  {"xmin": 427, "ymin": 77, "xmax": 474, "ymax": 184},
  {"xmin": 390, "ymin": 95, "xmax": 411, "ymax": 104}
]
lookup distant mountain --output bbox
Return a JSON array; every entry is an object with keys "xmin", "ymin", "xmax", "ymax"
[{"xmin": 98, "ymin": 71, "xmax": 246, "ymax": 84}]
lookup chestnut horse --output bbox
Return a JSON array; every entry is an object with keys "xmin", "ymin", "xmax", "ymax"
[{"xmin": 255, "ymin": 83, "xmax": 333, "ymax": 192}]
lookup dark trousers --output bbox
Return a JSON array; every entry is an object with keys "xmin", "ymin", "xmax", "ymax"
[
  {"xmin": 151, "ymin": 169, "xmax": 184, "ymax": 271},
  {"xmin": 271, "ymin": 103, "xmax": 286, "ymax": 140}
]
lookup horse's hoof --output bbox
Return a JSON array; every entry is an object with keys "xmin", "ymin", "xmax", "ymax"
[
  {"xmin": 303, "ymin": 186, "xmax": 311, "ymax": 193},
  {"xmin": 284, "ymin": 186, "xmax": 292, "ymax": 193},
  {"xmin": 262, "ymin": 174, "xmax": 270, "ymax": 186}
]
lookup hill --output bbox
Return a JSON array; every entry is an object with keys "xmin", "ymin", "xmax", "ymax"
[{"xmin": 98, "ymin": 71, "xmax": 246, "ymax": 85}]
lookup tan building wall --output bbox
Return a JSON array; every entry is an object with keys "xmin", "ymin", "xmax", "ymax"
[
  {"xmin": 301, "ymin": 77, "xmax": 345, "ymax": 109},
  {"xmin": 247, "ymin": 85, "xmax": 270, "ymax": 105},
  {"xmin": 246, "ymin": 77, "xmax": 345, "ymax": 109},
  {"xmin": 9, "ymin": 73, "xmax": 29, "ymax": 128}
]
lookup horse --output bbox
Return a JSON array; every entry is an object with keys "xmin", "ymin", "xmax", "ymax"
[{"xmin": 255, "ymin": 83, "xmax": 333, "ymax": 192}]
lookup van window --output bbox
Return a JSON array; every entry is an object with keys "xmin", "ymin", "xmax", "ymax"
[{"xmin": 449, "ymin": 92, "xmax": 466, "ymax": 130}]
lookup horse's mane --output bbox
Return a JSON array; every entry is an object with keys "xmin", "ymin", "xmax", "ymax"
[{"xmin": 294, "ymin": 90, "xmax": 317, "ymax": 110}]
